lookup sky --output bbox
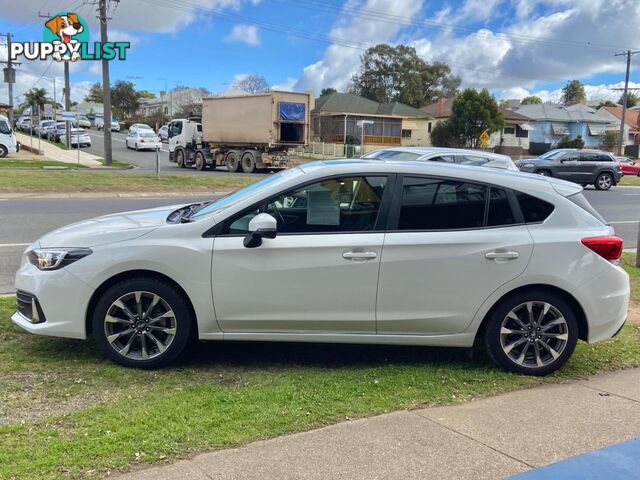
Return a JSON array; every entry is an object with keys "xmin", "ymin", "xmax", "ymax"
[{"xmin": 1, "ymin": 0, "xmax": 639, "ymax": 106}]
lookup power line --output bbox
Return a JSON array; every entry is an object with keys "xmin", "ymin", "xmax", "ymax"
[{"xmin": 613, "ymin": 49, "xmax": 640, "ymax": 155}]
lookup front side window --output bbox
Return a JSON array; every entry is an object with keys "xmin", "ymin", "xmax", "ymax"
[
  {"xmin": 227, "ymin": 176, "xmax": 387, "ymax": 234},
  {"xmin": 398, "ymin": 177, "xmax": 487, "ymax": 230},
  {"xmin": 458, "ymin": 154, "xmax": 490, "ymax": 167}
]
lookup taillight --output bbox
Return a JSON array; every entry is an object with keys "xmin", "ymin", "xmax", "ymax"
[{"xmin": 581, "ymin": 236, "xmax": 623, "ymax": 261}]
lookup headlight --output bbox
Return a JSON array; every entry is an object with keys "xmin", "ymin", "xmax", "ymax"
[{"xmin": 28, "ymin": 248, "xmax": 93, "ymax": 271}]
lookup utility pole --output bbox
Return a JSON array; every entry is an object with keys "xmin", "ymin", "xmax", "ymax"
[
  {"xmin": 1, "ymin": 33, "xmax": 19, "ymax": 126},
  {"xmin": 99, "ymin": 0, "xmax": 113, "ymax": 166},
  {"xmin": 614, "ymin": 50, "xmax": 640, "ymax": 155}
]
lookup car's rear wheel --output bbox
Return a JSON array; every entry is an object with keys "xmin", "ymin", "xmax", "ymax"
[
  {"xmin": 595, "ymin": 173, "xmax": 613, "ymax": 191},
  {"xmin": 93, "ymin": 278, "xmax": 193, "ymax": 368},
  {"xmin": 484, "ymin": 290, "xmax": 578, "ymax": 376}
]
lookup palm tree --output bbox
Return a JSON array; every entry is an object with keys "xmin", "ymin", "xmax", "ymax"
[{"xmin": 21, "ymin": 88, "xmax": 59, "ymax": 116}]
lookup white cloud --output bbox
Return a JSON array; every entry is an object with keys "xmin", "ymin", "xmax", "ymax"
[
  {"xmin": 294, "ymin": 0, "xmax": 425, "ymax": 95},
  {"xmin": 225, "ymin": 24, "xmax": 261, "ymax": 46},
  {"xmin": 272, "ymin": 77, "xmax": 297, "ymax": 91},
  {"xmin": 501, "ymin": 81, "xmax": 640, "ymax": 103}
]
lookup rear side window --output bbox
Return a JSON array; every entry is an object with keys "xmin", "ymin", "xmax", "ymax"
[
  {"xmin": 487, "ymin": 188, "xmax": 517, "ymax": 226},
  {"xmin": 399, "ymin": 178, "xmax": 487, "ymax": 230},
  {"xmin": 566, "ymin": 192, "xmax": 606, "ymax": 224},
  {"xmin": 516, "ymin": 192, "xmax": 555, "ymax": 223}
]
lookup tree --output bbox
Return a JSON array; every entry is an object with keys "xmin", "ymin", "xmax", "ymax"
[
  {"xmin": 561, "ymin": 80, "xmax": 586, "ymax": 106},
  {"xmin": 430, "ymin": 120, "xmax": 456, "ymax": 147},
  {"xmin": 350, "ymin": 44, "xmax": 461, "ymax": 108},
  {"xmin": 618, "ymin": 92, "xmax": 639, "ymax": 108},
  {"xmin": 320, "ymin": 87, "xmax": 337, "ymax": 97},
  {"xmin": 447, "ymin": 88, "xmax": 504, "ymax": 148},
  {"xmin": 597, "ymin": 100, "xmax": 618, "ymax": 108},
  {"xmin": 521, "ymin": 95, "xmax": 543, "ymax": 105},
  {"xmin": 21, "ymin": 88, "xmax": 49, "ymax": 110},
  {"xmin": 599, "ymin": 130, "xmax": 618, "ymax": 150},
  {"xmin": 111, "ymin": 80, "xmax": 140, "ymax": 119},
  {"xmin": 232, "ymin": 74, "xmax": 270, "ymax": 94},
  {"xmin": 84, "ymin": 82, "xmax": 103, "ymax": 103},
  {"xmin": 136, "ymin": 90, "xmax": 156, "ymax": 99}
]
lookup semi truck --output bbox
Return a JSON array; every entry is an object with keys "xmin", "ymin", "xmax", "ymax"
[{"xmin": 168, "ymin": 90, "xmax": 311, "ymax": 173}]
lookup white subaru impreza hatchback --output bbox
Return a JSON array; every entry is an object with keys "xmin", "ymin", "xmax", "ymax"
[{"xmin": 13, "ymin": 160, "xmax": 629, "ymax": 375}]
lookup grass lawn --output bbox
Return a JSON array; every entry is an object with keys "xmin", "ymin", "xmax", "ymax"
[
  {"xmin": 620, "ymin": 175, "xmax": 640, "ymax": 187},
  {"xmin": 0, "ymin": 253, "xmax": 638, "ymax": 479},
  {"xmin": 0, "ymin": 170, "xmax": 257, "ymax": 193},
  {"xmin": 95, "ymin": 158, "xmax": 133, "ymax": 169},
  {"xmin": 0, "ymin": 159, "xmax": 88, "ymax": 169}
]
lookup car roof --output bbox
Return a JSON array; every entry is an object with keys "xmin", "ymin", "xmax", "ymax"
[{"xmin": 366, "ymin": 146, "xmax": 511, "ymax": 160}]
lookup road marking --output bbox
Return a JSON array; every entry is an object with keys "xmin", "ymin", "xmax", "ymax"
[
  {"xmin": 0, "ymin": 243, "xmax": 30, "ymax": 248},
  {"xmin": 89, "ymin": 132, "xmax": 126, "ymax": 143},
  {"xmin": 609, "ymin": 221, "xmax": 639, "ymax": 224},
  {"xmin": 624, "ymin": 193, "xmax": 640, "ymax": 196}
]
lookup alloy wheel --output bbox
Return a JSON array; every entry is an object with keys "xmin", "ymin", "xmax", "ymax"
[
  {"xmin": 104, "ymin": 291, "xmax": 177, "ymax": 361},
  {"xmin": 499, "ymin": 301, "xmax": 569, "ymax": 369},
  {"xmin": 597, "ymin": 174, "xmax": 612, "ymax": 190}
]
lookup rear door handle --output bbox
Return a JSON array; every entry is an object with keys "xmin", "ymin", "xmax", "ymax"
[
  {"xmin": 485, "ymin": 251, "xmax": 519, "ymax": 260},
  {"xmin": 343, "ymin": 251, "xmax": 377, "ymax": 260}
]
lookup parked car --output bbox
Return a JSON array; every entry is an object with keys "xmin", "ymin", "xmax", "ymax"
[
  {"xmin": 77, "ymin": 115, "xmax": 92, "ymax": 129},
  {"xmin": 125, "ymin": 130, "xmax": 162, "ymax": 151},
  {"xmin": 363, "ymin": 147, "xmax": 518, "ymax": 171},
  {"xmin": 0, "ymin": 114, "xmax": 19, "ymax": 157},
  {"xmin": 615, "ymin": 156, "xmax": 640, "ymax": 176},
  {"xmin": 157, "ymin": 125, "xmax": 169, "ymax": 142},
  {"xmin": 42, "ymin": 122, "xmax": 59, "ymax": 140},
  {"xmin": 35, "ymin": 120, "xmax": 56, "ymax": 138},
  {"xmin": 63, "ymin": 128, "xmax": 92, "ymax": 148},
  {"xmin": 13, "ymin": 160, "xmax": 628, "ymax": 375},
  {"xmin": 48, "ymin": 122, "xmax": 67, "ymax": 143},
  {"xmin": 515, "ymin": 149, "xmax": 622, "ymax": 190},
  {"xmin": 129, "ymin": 123, "xmax": 153, "ymax": 135},
  {"xmin": 17, "ymin": 117, "xmax": 32, "ymax": 131},
  {"xmin": 96, "ymin": 117, "xmax": 121, "ymax": 132}
]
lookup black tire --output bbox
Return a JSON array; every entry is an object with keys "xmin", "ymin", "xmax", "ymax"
[
  {"xmin": 194, "ymin": 151, "xmax": 206, "ymax": 171},
  {"xmin": 595, "ymin": 172, "xmax": 613, "ymax": 191},
  {"xmin": 175, "ymin": 148, "xmax": 186, "ymax": 168},
  {"xmin": 484, "ymin": 289, "xmax": 578, "ymax": 376},
  {"xmin": 135, "ymin": 143, "xmax": 139, "ymax": 151},
  {"xmin": 226, "ymin": 151, "xmax": 241, "ymax": 172},
  {"xmin": 92, "ymin": 277, "xmax": 193, "ymax": 369},
  {"xmin": 241, "ymin": 151, "xmax": 257, "ymax": 173},
  {"xmin": 536, "ymin": 169, "xmax": 551, "ymax": 177},
  {"xmin": 0, "ymin": 145, "xmax": 7, "ymax": 158}
]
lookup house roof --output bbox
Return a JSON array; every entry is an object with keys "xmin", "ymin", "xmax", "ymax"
[
  {"xmin": 601, "ymin": 106, "xmax": 640, "ymax": 128},
  {"xmin": 501, "ymin": 108, "xmax": 532, "ymax": 122},
  {"xmin": 420, "ymin": 98, "xmax": 453, "ymax": 118},
  {"xmin": 515, "ymin": 103, "xmax": 612, "ymax": 123},
  {"xmin": 313, "ymin": 92, "xmax": 431, "ymax": 118}
]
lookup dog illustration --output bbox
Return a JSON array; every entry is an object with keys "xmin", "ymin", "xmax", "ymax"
[{"xmin": 45, "ymin": 13, "xmax": 84, "ymax": 62}]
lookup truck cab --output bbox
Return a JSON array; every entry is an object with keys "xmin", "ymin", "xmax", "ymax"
[
  {"xmin": 0, "ymin": 115, "xmax": 19, "ymax": 157},
  {"xmin": 168, "ymin": 119, "xmax": 203, "ymax": 168}
]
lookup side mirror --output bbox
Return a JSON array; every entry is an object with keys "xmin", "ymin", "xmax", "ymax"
[{"xmin": 244, "ymin": 213, "xmax": 277, "ymax": 248}]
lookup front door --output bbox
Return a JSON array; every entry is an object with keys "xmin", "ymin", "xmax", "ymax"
[
  {"xmin": 212, "ymin": 175, "xmax": 390, "ymax": 334},
  {"xmin": 377, "ymin": 176, "xmax": 533, "ymax": 335}
]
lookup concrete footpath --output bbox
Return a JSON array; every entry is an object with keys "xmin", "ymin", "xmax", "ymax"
[
  {"xmin": 115, "ymin": 368, "xmax": 640, "ymax": 480},
  {"xmin": 15, "ymin": 132, "xmax": 103, "ymax": 167}
]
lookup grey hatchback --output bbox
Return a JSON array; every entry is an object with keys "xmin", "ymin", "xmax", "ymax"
[{"xmin": 515, "ymin": 149, "xmax": 622, "ymax": 190}]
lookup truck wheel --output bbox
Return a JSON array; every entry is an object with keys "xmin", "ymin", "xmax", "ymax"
[
  {"xmin": 175, "ymin": 149, "xmax": 186, "ymax": 168},
  {"xmin": 195, "ymin": 151, "xmax": 206, "ymax": 171},
  {"xmin": 241, "ymin": 151, "xmax": 257, "ymax": 173},
  {"xmin": 226, "ymin": 151, "xmax": 241, "ymax": 172}
]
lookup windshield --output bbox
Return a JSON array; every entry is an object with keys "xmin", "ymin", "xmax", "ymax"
[
  {"xmin": 0, "ymin": 120, "xmax": 10, "ymax": 135},
  {"xmin": 363, "ymin": 150, "xmax": 422, "ymax": 161},
  {"xmin": 539, "ymin": 150, "xmax": 570, "ymax": 160},
  {"xmin": 190, "ymin": 167, "xmax": 304, "ymax": 218}
]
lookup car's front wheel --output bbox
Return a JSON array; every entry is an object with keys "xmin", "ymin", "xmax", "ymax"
[
  {"xmin": 595, "ymin": 173, "xmax": 613, "ymax": 191},
  {"xmin": 484, "ymin": 290, "xmax": 578, "ymax": 375},
  {"xmin": 92, "ymin": 277, "xmax": 193, "ymax": 368}
]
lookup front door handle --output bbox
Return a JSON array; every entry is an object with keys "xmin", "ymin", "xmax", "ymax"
[
  {"xmin": 343, "ymin": 251, "xmax": 377, "ymax": 261},
  {"xmin": 485, "ymin": 251, "xmax": 520, "ymax": 260}
]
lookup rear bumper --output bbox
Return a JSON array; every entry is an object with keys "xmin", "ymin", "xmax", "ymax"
[{"xmin": 572, "ymin": 264, "xmax": 630, "ymax": 343}]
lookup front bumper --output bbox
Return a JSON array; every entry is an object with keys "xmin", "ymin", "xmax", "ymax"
[
  {"xmin": 572, "ymin": 263, "xmax": 630, "ymax": 343},
  {"xmin": 12, "ymin": 260, "xmax": 95, "ymax": 339}
]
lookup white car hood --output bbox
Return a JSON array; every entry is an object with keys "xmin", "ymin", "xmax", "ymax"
[{"xmin": 38, "ymin": 205, "xmax": 182, "ymax": 248}]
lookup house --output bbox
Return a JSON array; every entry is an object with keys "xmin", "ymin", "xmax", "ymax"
[
  {"xmin": 514, "ymin": 102, "xmax": 616, "ymax": 153},
  {"xmin": 139, "ymin": 88, "xmax": 206, "ymax": 118},
  {"xmin": 311, "ymin": 92, "xmax": 433, "ymax": 150},
  {"xmin": 76, "ymin": 102, "xmax": 104, "ymax": 117},
  {"xmin": 594, "ymin": 106, "xmax": 639, "ymax": 147}
]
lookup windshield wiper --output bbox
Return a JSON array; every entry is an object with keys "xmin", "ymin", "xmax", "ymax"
[{"xmin": 167, "ymin": 202, "xmax": 208, "ymax": 224}]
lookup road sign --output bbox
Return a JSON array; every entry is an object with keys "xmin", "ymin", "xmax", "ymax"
[
  {"xmin": 479, "ymin": 130, "xmax": 490, "ymax": 147},
  {"xmin": 61, "ymin": 111, "xmax": 78, "ymax": 120},
  {"xmin": 44, "ymin": 104, "xmax": 53, "ymax": 117}
]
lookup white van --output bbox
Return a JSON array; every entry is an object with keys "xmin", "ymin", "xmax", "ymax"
[{"xmin": 0, "ymin": 115, "xmax": 18, "ymax": 157}]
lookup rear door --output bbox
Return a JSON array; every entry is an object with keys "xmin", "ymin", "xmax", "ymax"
[
  {"xmin": 575, "ymin": 151, "xmax": 603, "ymax": 183},
  {"xmin": 376, "ymin": 176, "xmax": 534, "ymax": 335}
]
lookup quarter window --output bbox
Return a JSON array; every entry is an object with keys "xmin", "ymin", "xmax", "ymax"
[
  {"xmin": 227, "ymin": 176, "xmax": 387, "ymax": 234},
  {"xmin": 516, "ymin": 192, "xmax": 554, "ymax": 223},
  {"xmin": 398, "ymin": 178, "xmax": 487, "ymax": 230}
]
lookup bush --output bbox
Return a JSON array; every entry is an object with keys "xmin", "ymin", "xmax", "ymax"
[
  {"xmin": 430, "ymin": 120, "xmax": 456, "ymax": 147},
  {"xmin": 599, "ymin": 131, "xmax": 618, "ymax": 151},
  {"xmin": 557, "ymin": 135, "xmax": 584, "ymax": 149}
]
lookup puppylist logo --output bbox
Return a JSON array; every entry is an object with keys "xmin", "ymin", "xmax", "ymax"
[{"xmin": 9, "ymin": 12, "xmax": 130, "ymax": 62}]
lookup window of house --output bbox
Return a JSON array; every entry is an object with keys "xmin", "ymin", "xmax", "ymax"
[
  {"xmin": 428, "ymin": 122, "xmax": 432, "ymax": 133},
  {"xmin": 398, "ymin": 178, "xmax": 487, "ymax": 230},
  {"xmin": 401, "ymin": 129, "xmax": 412, "ymax": 138},
  {"xmin": 503, "ymin": 127, "xmax": 516, "ymax": 135},
  {"xmin": 226, "ymin": 176, "xmax": 387, "ymax": 235},
  {"xmin": 515, "ymin": 125, "xmax": 529, "ymax": 138}
]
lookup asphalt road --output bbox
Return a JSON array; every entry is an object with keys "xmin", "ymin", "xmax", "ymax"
[
  {"xmin": 0, "ymin": 187, "xmax": 638, "ymax": 294},
  {"xmin": 84, "ymin": 130, "xmax": 268, "ymax": 178}
]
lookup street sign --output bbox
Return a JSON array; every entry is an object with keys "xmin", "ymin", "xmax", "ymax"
[
  {"xmin": 62, "ymin": 111, "xmax": 78, "ymax": 120},
  {"xmin": 479, "ymin": 130, "xmax": 490, "ymax": 147},
  {"xmin": 44, "ymin": 104, "xmax": 53, "ymax": 117},
  {"xmin": 356, "ymin": 120, "xmax": 374, "ymax": 127}
]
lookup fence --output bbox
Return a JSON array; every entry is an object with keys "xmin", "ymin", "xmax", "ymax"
[{"xmin": 293, "ymin": 142, "xmax": 393, "ymax": 160}]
